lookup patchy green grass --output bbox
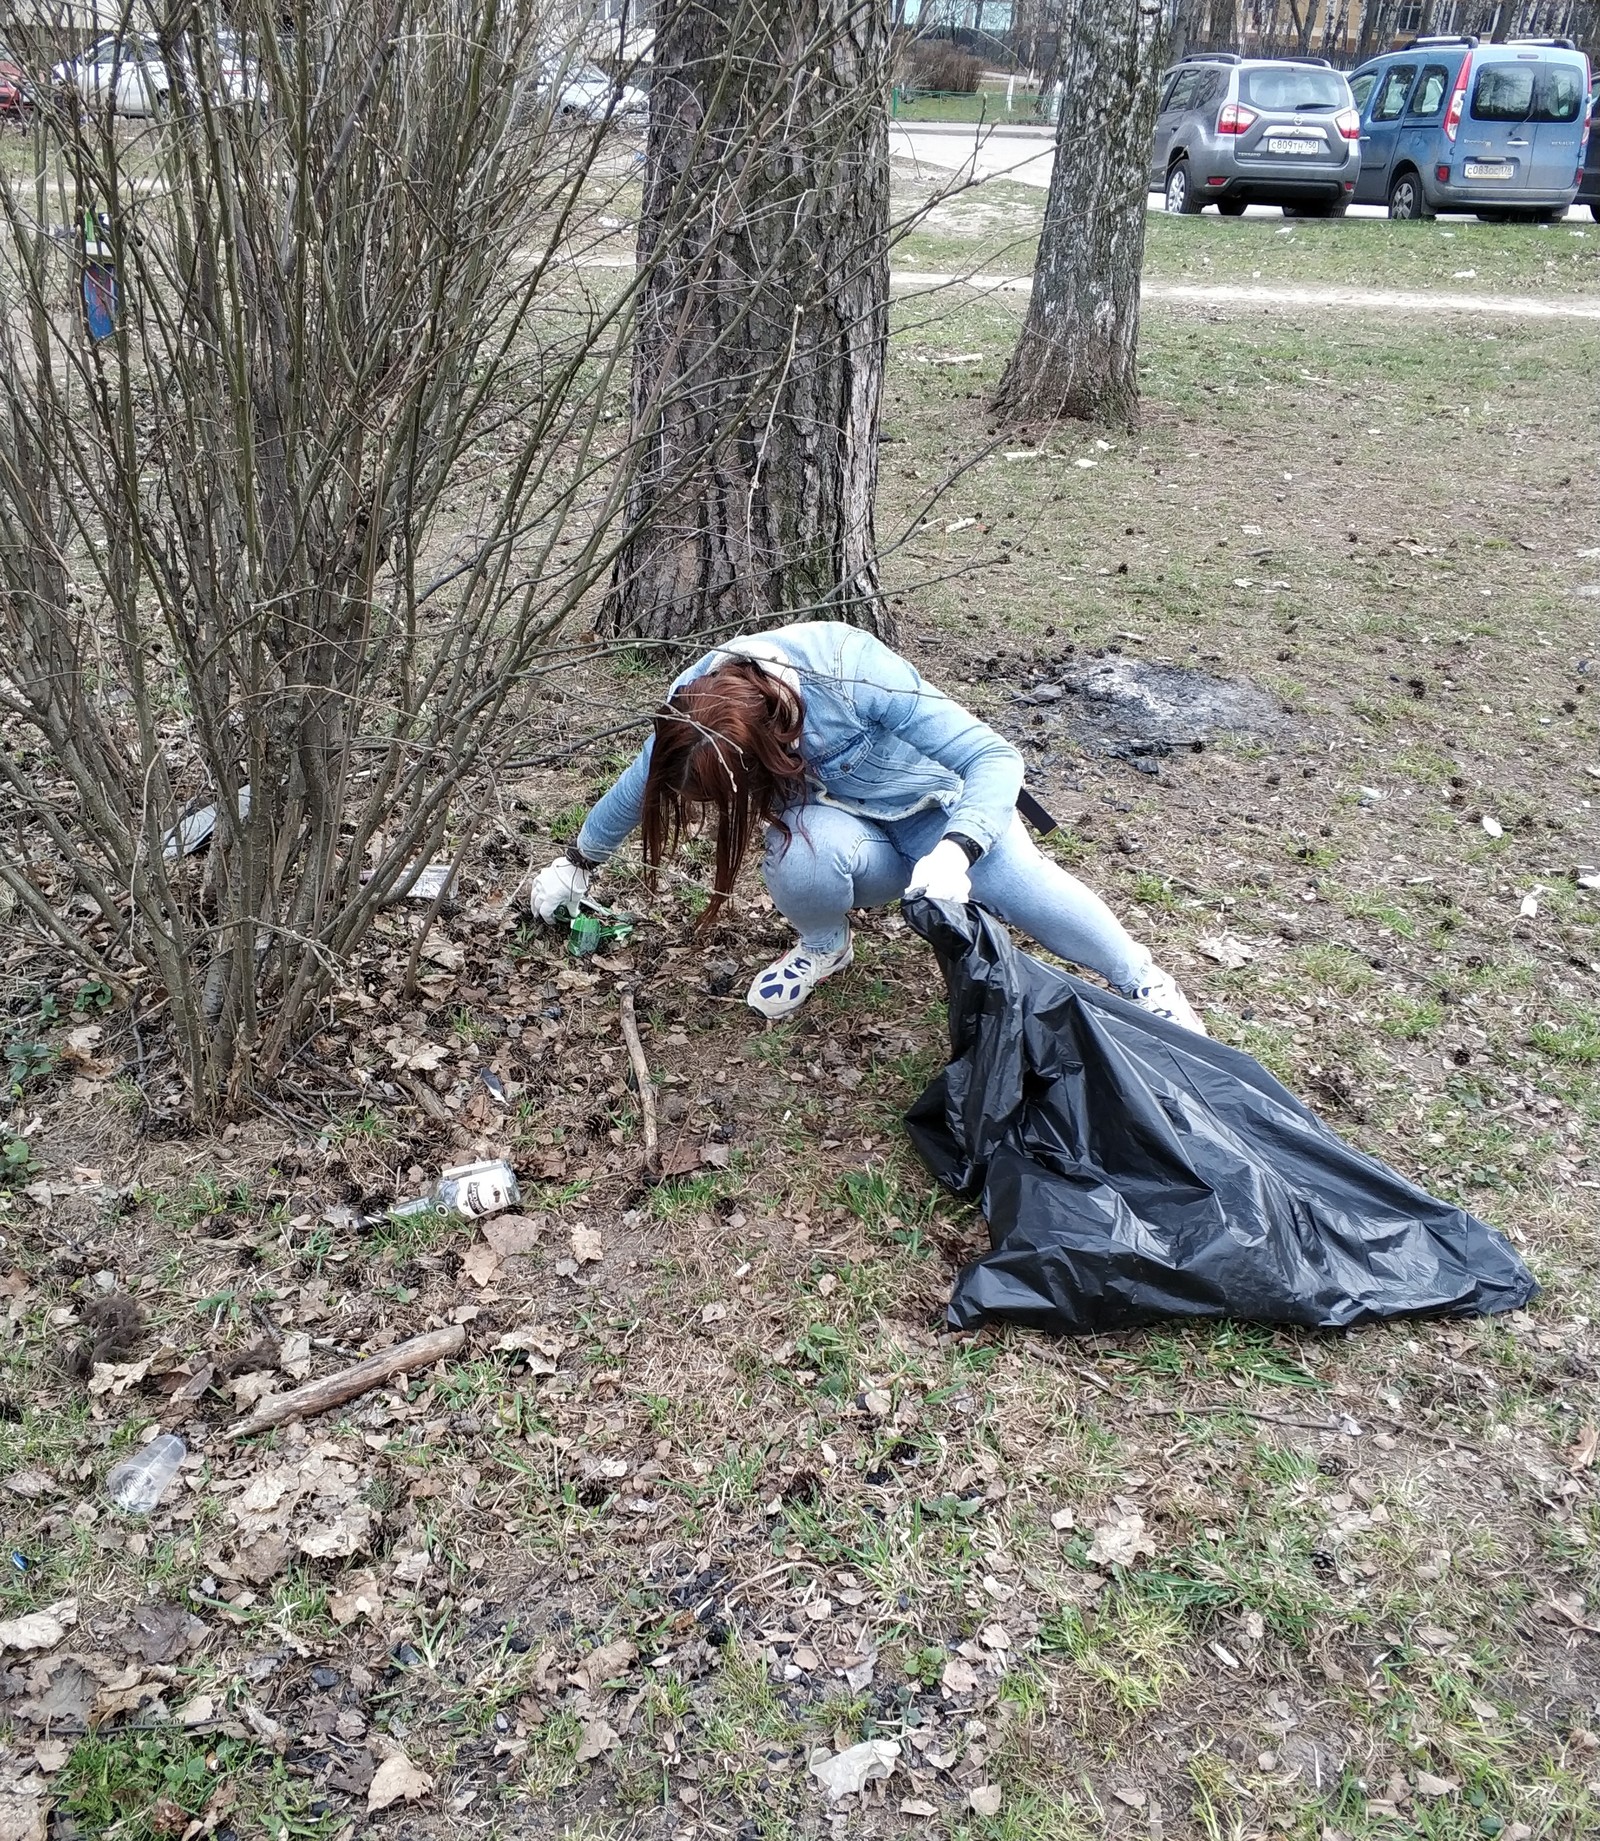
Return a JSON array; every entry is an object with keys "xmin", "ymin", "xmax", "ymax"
[{"xmin": 1, "ymin": 159, "xmax": 1596, "ymax": 1841}]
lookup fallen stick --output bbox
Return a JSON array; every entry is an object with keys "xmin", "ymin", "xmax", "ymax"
[
  {"xmin": 618, "ymin": 988, "xmax": 660, "ymax": 1175},
  {"xmin": 228, "ymin": 1325, "xmax": 465, "ymax": 1437}
]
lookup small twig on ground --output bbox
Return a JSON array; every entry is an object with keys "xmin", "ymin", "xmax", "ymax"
[
  {"xmin": 395, "ymin": 1070, "xmax": 452, "ymax": 1123},
  {"xmin": 228, "ymin": 1324, "xmax": 466, "ymax": 1436},
  {"xmin": 619, "ymin": 987, "xmax": 659, "ymax": 1175},
  {"xmin": 1136, "ymin": 1400, "xmax": 1482, "ymax": 1454}
]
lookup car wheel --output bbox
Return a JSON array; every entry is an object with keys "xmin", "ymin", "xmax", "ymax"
[
  {"xmin": 1387, "ymin": 171, "xmax": 1428, "ymax": 220},
  {"xmin": 1217, "ymin": 197, "xmax": 1247, "ymax": 217},
  {"xmin": 1165, "ymin": 160, "xmax": 1202, "ymax": 215}
]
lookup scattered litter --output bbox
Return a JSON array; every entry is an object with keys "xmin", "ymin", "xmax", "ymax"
[
  {"xmin": 1073, "ymin": 457, "xmax": 1097, "ymax": 469},
  {"xmin": 1050, "ymin": 1505, "xmax": 1076, "ymax": 1530},
  {"xmin": 161, "ymin": 786, "xmax": 251, "ymax": 859},
  {"xmin": 392, "ymin": 1160, "xmax": 521, "ymax": 1221},
  {"xmin": 1518, "ymin": 890, "xmax": 1539, "ymax": 920},
  {"xmin": 400, "ymin": 863, "xmax": 454, "ymax": 902},
  {"xmin": 968, "ymin": 1784, "xmax": 1003, "ymax": 1817},
  {"xmin": 1576, "ymin": 867, "xmax": 1600, "ymax": 892},
  {"xmin": 1481, "ymin": 815, "xmax": 1504, "ymax": 838},
  {"xmin": 1358, "ymin": 785, "xmax": 1385, "ymax": 804},
  {"xmin": 1451, "ymin": 268, "xmax": 1477, "ymax": 279},
  {"xmin": 944, "ymin": 516, "xmax": 977, "ymax": 534},
  {"xmin": 1195, "ymin": 933, "xmax": 1253, "ymax": 969},
  {"xmin": 569, "ymin": 901, "xmax": 634, "ymax": 957},
  {"xmin": 104, "ymin": 1434, "xmax": 185, "ymax": 1515},
  {"xmin": 809, "ymin": 1739, "xmax": 899, "ymax": 1800},
  {"xmin": 1003, "ymin": 449, "xmax": 1044, "ymax": 461}
]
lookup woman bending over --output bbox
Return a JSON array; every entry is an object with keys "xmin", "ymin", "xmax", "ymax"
[{"xmin": 532, "ymin": 623, "xmax": 1204, "ymax": 1031}]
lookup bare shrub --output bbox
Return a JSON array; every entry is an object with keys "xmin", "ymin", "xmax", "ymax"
[{"xmin": 0, "ymin": 0, "xmax": 649, "ymax": 1116}]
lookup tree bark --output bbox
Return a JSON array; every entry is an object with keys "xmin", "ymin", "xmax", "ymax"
[
  {"xmin": 601, "ymin": 0, "xmax": 893, "ymax": 643},
  {"xmin": 992, "ymin": 0, "xmax": 1165, "ymax": 433}
]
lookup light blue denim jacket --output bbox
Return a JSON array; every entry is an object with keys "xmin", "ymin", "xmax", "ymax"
[{"xmin": 575, "ymin": 622, "xmax": 1024, "ymax": 865}]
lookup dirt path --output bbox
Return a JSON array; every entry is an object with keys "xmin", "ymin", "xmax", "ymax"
[
  {"xmin": 520, "ymin": 248, "xmax": 1600, "ymax": 319},
  {"xmin": 892, "ymin": 268, "xmax": 1600, "ymax": 318}
]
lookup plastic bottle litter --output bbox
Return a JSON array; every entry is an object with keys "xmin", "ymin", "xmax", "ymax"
[
  {"xmin": 105, "ymin": 1434, "xmax": 186, "ymax": 1515},
  {"xmin": 391, "ymin": 1160, "xmax": 521, "ymax": 1222},
  {"xmin": 568, "ymin": 902, "xmax": 634, "ymax": 957}
]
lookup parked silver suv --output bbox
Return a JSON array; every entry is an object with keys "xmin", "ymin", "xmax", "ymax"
[{"xmin": 1151, "ymin": 53, "xmax": 1362, "ymax": 217}]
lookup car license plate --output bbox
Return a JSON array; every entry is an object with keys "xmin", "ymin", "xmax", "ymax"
[
  {"xmin": 1266, "ymin": 138, "xmax": 1321, "ymax": 155},
  {"xmin": 1464, "ymin": 161, "xmax": 1512, "ymax": 179}
]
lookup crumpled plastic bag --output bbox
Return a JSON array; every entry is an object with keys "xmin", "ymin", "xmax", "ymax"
[{"xmin": 902, "ymin": 899, "xmax": 1538, "ymax": 1335}]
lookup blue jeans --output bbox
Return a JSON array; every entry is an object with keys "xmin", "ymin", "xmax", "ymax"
[{"xmin": 761, "ymin": 804, "xmax": 1153, "ymax": 991}]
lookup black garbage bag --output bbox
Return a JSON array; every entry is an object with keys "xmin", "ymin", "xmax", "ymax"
[{"xmin": 902, "ymin": 898, "xmax": 1538, "ymax": 1335}]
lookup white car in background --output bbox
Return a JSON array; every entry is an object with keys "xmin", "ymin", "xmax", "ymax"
[
  {"xmin": 545, "ymin": 58, "xmax": 647, "ymax": 123},
  {"xmin": 54, "ymin": 35, "xmax": 173, "ymax": 115},
  {"xmin": 52, "ymin": 30, "xmax": 260, "ymax": 116}
]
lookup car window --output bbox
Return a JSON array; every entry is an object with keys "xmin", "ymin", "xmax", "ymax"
[
  {"xmin": 1197, "ymin": 69, "xmax": 1229, "ymax": 108},
  {"xmin": 1408, "ymin": 65, "xmax": 1449, "ymax": 117},
  {"xmin": 1240, "ymin": 66, "xmax": 1348, "ymax": 111},
  {"xmin": 1471, "ymin": 64, "xmax": 1534, "ymax": 122},
  {"xmin": 1163, "ymin": 70, "xmax": 1202, "ymax": 113},
  {"xmin": 1371, "ymin": 65, "xmax": 1417, "ymax": 122},
  {"xmin": 1349, "ymin": 69, "xmax": 1379, "ymax": 113},
  {"xmin": 1531, "ymin": 65, "xmax": 1584, "ymax": 123}
]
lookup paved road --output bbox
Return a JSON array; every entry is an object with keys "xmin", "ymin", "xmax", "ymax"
[
  {"xmin": 888, "ymin": 122, "xmax": 1600, "ymax": 224},
  {"xmin": 890, "ymin": 269, "xmax": 1600, "ymax": 319}
]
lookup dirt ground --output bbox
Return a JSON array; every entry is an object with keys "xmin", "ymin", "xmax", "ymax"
[{"xmin": 2, "ymin": 171, "xmax": 1599, "ymax": 1841}]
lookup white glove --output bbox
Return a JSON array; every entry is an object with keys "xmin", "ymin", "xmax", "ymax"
[
  {"xmin": 531, "ymin": 855, "xmax": 592, "ymax": 922},
  {"xmin": 905, "ymin": 838, "xmax": 972, "ymax": 905}
]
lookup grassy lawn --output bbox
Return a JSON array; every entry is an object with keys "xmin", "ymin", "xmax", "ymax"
[
  {"xmin": 891, "ymin": 87, "xmax": 1048, "ymax": 126},
  {"xmin": 893, "ymin": 170, "xmax": 1600, "ymax": 296},
  {"xmin": 3, "ymin": 165, "xmax": 1599, "ymax": 1841}
]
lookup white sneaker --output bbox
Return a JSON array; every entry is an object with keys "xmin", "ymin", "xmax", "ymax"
[
  {"xmin": 746, "ymin": 935, "xmax": 854, "ymax": 1020},
  {"xmin": 1125, "ymin": 966, "xmax": 1208, "ymax": 1035}
]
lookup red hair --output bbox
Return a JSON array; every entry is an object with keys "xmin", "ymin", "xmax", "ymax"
[{"xmin": 641, "ymin": 663, "xmax": 806, "ymax": 926}]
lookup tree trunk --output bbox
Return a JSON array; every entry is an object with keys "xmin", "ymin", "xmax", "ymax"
[
  {"xmin": 601, "ymin": 0, "xmax": 892, "ymax": 643},
  {"xmin": 993, "ymin": 0, "xmax": 1165, "ymax": 432}
]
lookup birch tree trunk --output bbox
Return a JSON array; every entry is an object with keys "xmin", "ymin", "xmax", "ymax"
[
  {"xmin": 601, "ymin": 0, "xmax": 892, "ymax": 643},
  {"xmin": 992, "ymin": 0, "xmax": 1166, "ymax": 433}
]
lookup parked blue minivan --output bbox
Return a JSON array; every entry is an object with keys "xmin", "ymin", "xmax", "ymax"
[{"xmin": 1348, "ymin": 35, "xmax": 1591, "ymax": 220}]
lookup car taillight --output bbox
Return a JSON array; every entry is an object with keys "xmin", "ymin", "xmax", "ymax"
[
  {"xmin": 1444, "ymin": 54, "xmax": 1471, "ymax": 142},
  {"xmin": 1218, "ymin": 103, "xmax": 1257, "ymax": 135},
  {"xmin": 1335, "ymin": 108, "xmax": 1360, "ymax": 141}
]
